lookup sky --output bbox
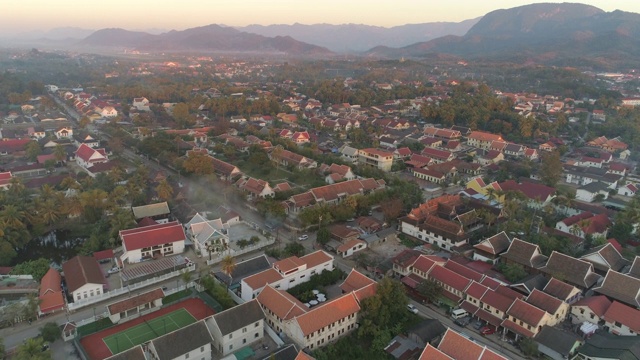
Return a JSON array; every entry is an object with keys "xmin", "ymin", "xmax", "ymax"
[{"xmin": 2, "ymin": 0, "xmax": 640, "ymax": 35}]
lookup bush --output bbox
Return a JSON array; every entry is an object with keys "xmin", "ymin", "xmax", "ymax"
[{"xmin": 40, "ymin": 322, "xmax": 61, "ymax": 342}]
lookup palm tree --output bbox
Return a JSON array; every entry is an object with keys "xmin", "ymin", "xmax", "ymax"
[
  {"xmin": 181, "ymin": 270, "xmax": 193, "ymax": 291},
  {"xmin": 15, "ymin": 337, "xmax": 49, "ymax": 360},
  {"xmin": 53, "ymin": 144, "xmax": 66, "ymax": 163},
  {"xmin": 1, "ymin": 204, "xmax": 27, "ymax": 229},
  {"xmin": 220, "ymin": 255, "xmax": 237, "ymax": 290},
  {"xmin": 38, "ymin": 199, "xmax": 61, "ymax": 226}
]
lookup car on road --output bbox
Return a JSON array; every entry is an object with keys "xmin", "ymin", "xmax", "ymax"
[
  {"xmin": 407, "ymin": 304, "xmax": 419, "ymax": 314},
  {"xmin": 298, "ymin": 235, "xmax": 309, "ymax": 241},
  {"xmin": 454, "ymin": 316, "xmax": 472, "ymax": 327},
  {"xmin": 107, "ymin": 267, "xmax": 120, "ymax": 274},
  {"xmin": 472, "ymin": 320, "xmax": 486, "ymax": 330},
  {"xmin": 480, "ymin": 326, "xmax": 495, "ymax": 335}
]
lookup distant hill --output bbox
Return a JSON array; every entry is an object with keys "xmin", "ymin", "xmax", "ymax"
[
  {"xmin": 237, "ymin": 19, "xmax": 479, "ymax": 52},
  {"xmin": 77, "ymin": 24, "xmax": 332, "ymax": 55},
  {"xmin": 366, "ymin": 3, "xmax": 640, "ymax": 68}
]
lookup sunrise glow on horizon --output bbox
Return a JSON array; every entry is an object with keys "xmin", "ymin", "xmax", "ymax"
[{"xmin": 2, "ymin": 0, "xmax": 640, "ymax": 35}]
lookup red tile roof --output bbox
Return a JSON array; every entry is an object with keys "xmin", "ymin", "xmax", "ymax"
[
  {"xmin": 507, "ymin": 298, "xmax": 547, "ymax": 327},
  {"xmin": 340, "ymin": 269, "xmax": 376, "ymax": 294},
  {"xmin": 256, "ymin": 285, "xmax": 307, "ymax": 320},
  {"xmin": 468, "ymin": 131, "xmax": 504, "ymax": 142},
  {"xmin": 437, "ymin": 329, "xmax": 484, "ymax": 360},
  {"xmin": 480, "ymin": 289, "xmax": 516, "ymax": 313},
  {"xmin": 119, "ymin": 221, "xmax": 186, "ymax": 252},
  {"xmin": 526, "ymin": 289, "xmax": 563, "ymax": 314},
  {"xmin": 573, "ymin": 295, "xmax": 612, "ymax": 318},
  {"xmin": 108, "ymin": 288, "xmax": 164, "ymax": 315},
  {"xmin": 429, "ymin": 266, "xmax": 471, "ymax": 293},
  {"xmin": 295, "ymin": 293, "xmax": 361, "ymax": 336},
  {"xmin": 465, "ymin": 281, "xmax": 489, "ymax": 300},
  {"xmin": 603, "ymin": 301, "xmax": 640, "ymax": 333},
  {"xmin": 444, "ymin": 260, "xmax": 484, "ymax": 282},
  {"xmin": 498, "ymin": 180, "xmax": 555, "ymax": 202},
  {"xmin": 418, "ymin": 344, "xmax": 454, "ymax": 360},
  {"xmin": 39, "ymin": 268, "xmax": 64, "ymax": 314},
  {"xmin": 501, "ymin": 319, "xmax": 535, "ymax": 338}
]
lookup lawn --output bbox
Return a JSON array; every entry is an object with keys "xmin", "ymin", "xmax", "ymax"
[{"xmin": 102, "ymin": 308, "xmax": 196, "ymax": 354}]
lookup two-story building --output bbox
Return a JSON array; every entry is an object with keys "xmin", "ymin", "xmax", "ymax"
[
  {"xmin": 357, "ymin": 148, "xmax": 394, "ymax": 172},
  {"xmin": 205, "ymin": 300, "xmax": 265, "ymax": 355},
  {"xmin": 148, "ymin": 321, "xmax": 214, "ymax": 360},
  {"xmin": 119, "ymin": 221, "xmax": 186, "ymax": 264},
  {"xmin": 240, "ymin": 251, "xmax": 334, "ymax": 302},
  {"xmin": 62, "ymin": 255, "xmax": 106, "ymax": 302}
]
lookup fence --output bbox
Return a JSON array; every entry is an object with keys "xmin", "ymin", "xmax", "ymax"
[
  {"xmin": 265, "ymin": 324, "xmax": 285, "ymax": 347},
  {"xmin": 68, "ymin": 264, "xmax": 196, "ymax": 311}
]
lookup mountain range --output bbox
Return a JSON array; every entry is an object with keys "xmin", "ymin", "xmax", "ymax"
[
  {"xmin": 235, "ymin": 20, "xmax": 479, "ymax": 52},
  {"xmin": 366, "ymin": 3, "xmax": 640, "ymax": 67},
  {"xmin": 4, "ymin": 3, "xmax": 640, "ymax": 67}
]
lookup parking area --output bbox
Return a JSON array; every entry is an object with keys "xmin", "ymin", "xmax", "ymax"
[{"xmin": 227, "ymin": 222, "xmax": 269, "ymax": 251}]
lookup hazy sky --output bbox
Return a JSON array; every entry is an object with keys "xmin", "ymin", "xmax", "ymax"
[{"xmin": 2, "ymin": 0, "xmax": 640, "ymax": 34}]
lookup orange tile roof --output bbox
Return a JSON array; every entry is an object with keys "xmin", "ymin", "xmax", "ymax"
[
  {"xmin": 274, "ymin": 256, "xmax": 306, "ymax": 273},
  {"xmin": 295, "ymin": 351, "xmax": 316, "ymax": 360},
  {"xmin": 419, "ymin": 344, "xmax": 454, "ymax": 360},
  {"xmin": 108, "ymin": 288, "xmax": 164, "ymax": 315},
  {"xmin": 295, "ymin": 293, "xmax": 361, "ymax": 336},
  {"xmin": 337, "ymin": 239, "xmax": 366, "ymax": 254},
  {"xmin": 603, "ymin": 301, "xmax": 640, "ymax": 332},
  {"xmin": 340, "ymin": 269, "xmax": 376, "ymax": 294},
  {"xmin": 256, "ymin": 285, "xmax": 307, "ymax": 320},
  {"xmin": 437, "ymin": 329, "xmax": 484, "ymax": 360},
  {"xmin": 300, "ymin": 250, "xmax": 333, "ymax": 268},
  {"xmin": 243, "ymin": 268, "xmax": 283, "ymax": 289}
]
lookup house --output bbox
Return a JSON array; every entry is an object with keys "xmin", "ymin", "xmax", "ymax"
[
  {"xmin": 132, "ymin": 97, "xmax": 150, "ymax": 111},
  {"xmin": 406, "ymin": 319, "xmax": 447, "ymax": 348},
  {"xmin": 534, "ymin": 326, "xmax": 582, "ymax": 360},
  {"xmin": 336, "ymin": 239, "xmax": 367, "ymax": 258},
  {"xmin": 580, "ymin": 243, "xmax": 628, "ymax": 274},
  {"xmin": 186, "ymin": 150, "xmax": 243, "ymax": 181},
  {"xmin": 62, "ymin": 255, "xmax": 105, "ymax": 302},
  {"xmin": 270, "ymin": 148, "xmax": 317, "ymax": 170},
  {"xmin": 107, "ymin": 288, "xmax": 164, "ymax": 323},
  {"xmin": 574, "ymin": 333, "xmax": 640, "ymax": 360},
  {"xmin": 500, "ymin": 238, "xmax": 548, "ymax": 274},
  {"xmin": 100, "ymin": 106, "xmax": 118, "ymax": 118},
  {"xmin": 357, "ymin": 148, "xmax": 394, "ymax": 172},
  {"xmin": 205, "ymin": 299, "xmax": 265, "ymax": 356},
  {"xmin": 329, "ymin": 224, "xmax": 360, "ymax": 242},
  {"xmin": 55, "ymin": 127, "xmax": 73, "ymax": 139},
  {"xmin": 284, "ymin": 178, "xmax": 385, "ymax": 213},
  {"xmin": 75, "ymin": 144, "xmax": 108, "ymax": 169},
  {"xmin": 619, "ymin": 183, "xmax": 638, "ymax": 197},
  {"xmin": 323, "ymin": 163, "xmax": 355, "ymax": 184},
  {"xmin": 241, "ymin": 251, "xmax": 334, "ymax": 301},
  {"xmin": 412, "ymin": 167, "xmax": 446, "ymax": 184},
  {"xmin": 119, "ymin": 221, "xmax": 186, "ymax": 264},
  {"xmin": 38, "ymin": 268, "xmax": 65, "ymax": 315},
  {"xmin": 473, "ymin": 231, "xmax": 511, "ymax": 264},
  {"xmin": 291, "ymin": 131, "xmax": 310, "ymax": 144},
  {"xmin": 555, "ymin": 212, "xmax": 611, "ymax": 240},
  {"xmin": 526, "ymin": 289, "xmax": 569, "ymax": 326},
  {"xmin": 503, "ymin": 298, "xmax": 551, "ymax": 339},
  {"xmin": 570, "ymin": 295, "xmax": 611, "ymax": 325},
  {"xmin": 214, "ymin": 254, "xmax": 272, "ymax": 291},
  {"xmin": 392, "ymin": 250, "xmax": 428, "ymax": 277},
  {"xmin": 576, "ymin": 182, "xmax": 610, "ymax": 202},
  {"xmin": 539, "ymin": 142, "xmax": 557, "ymax": 152},
  {"xmin": 498, "ymin": 180, "xmax": 556, "ymax": 205},
  {"xmin": 539, "ymin": 251, "xmax": 601, "ymax": 290},
  {"xmin": 339, "ymin": 145, "xmax": 359, "ymax": 164},
  {"xmin": 603, "ymin": 301, "xmax": 640, "ymax": 336},
  {"xmin": 423, "ymin": 127, "xmax": 461, "ymax": 144},
  {"xmin": 236, "ymin": 177, "xmax": 274, "ymax": 200},
  {"xmin": 593, "ymin": 269, "xmax": 640, "ymax": 308},
  {"xmin": 384, "ymin": 334, "xmax": 422, "ymax": 360},
  {"xmin": 256, "ymin": 269, "xmax": 376, "ymax": 351},
  {"xmin": 420, "ymin": 147, "xmax": 455, "ymax": 163},
  {"xmin": 467, "ymin": 131, "xmax": 504, "ymax": 149},
  {"xmin": 148, "ymin": 321, "xmax": 214, "ymax": 360},
  {"xmin": 131, "ymin": 202, "xmax": 171, "ymax": 223},
  {"xmin": 417, "ymin": 328, "xmax": 508, "ymax": 360},
  {"xmin": 0, "ymin": 171, "xmax": 12, "ymax": 190},
  {"xmin": 543, "ymin": 278, "xmax": 581, "ymax": 304},
  {"xmin": 187, "ymin": 213, "xmax": 229, "ymax": 261}
]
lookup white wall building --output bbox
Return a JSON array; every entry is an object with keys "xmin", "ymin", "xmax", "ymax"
[{"xmin": 119, "ymin": 221, "xmax": 186, "ymax": 264}]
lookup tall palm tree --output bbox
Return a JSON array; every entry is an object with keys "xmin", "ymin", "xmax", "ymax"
[
  {"xmin": 181, "ymin": 270, "xmax": 193, "ymax": 291},
  {"xmin": 220, "ymin": 255, "xmax": 237, "ymax": 290},
  {"xmin": 1, "ymin": 204, "xmax": 27, "ymax": 229},
  {"xmin": 53, "ymin": 144, "xmax": 66, "ymax": 163}
]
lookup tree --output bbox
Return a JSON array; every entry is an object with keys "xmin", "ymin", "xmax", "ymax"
[
  {"xmin": 220, "ymin": 255, "xmax": 237, "ymax": 289},
  {"xmin": 53, "ymin": 144, "xmax": 66, "ymax": 163},
  {"xmin": 172, "ymin": 102, "xmax": 192, "ymax": 127},
  {"xmin": 316, "ymin": 226, "xmax": 331, "ymax": 246},
  {"xmin": 155, "ymin": 179, "xmax": 174, "ymax": 202},
  {"xmin": 380, "ymin": 198, "xmax": 403, "ymax": 223},
  {"xmin": 416, "ymin": 279, "xmax": 443, "ymax": 304},
  {"xmin": 500, "ymin": 263, "xmax": 528, "ymax": 283},
  {"xmin": 15, "ymin": 337, "xmax": 51, "ymax": 360},
  {"xmin": 40, "ymin": 322, "xmax": 61, "ymax": 343},
  {"xmin": 79, "ymin": 116, "xmax": 90, "ymax": 129},
  {"xmin": 25, "ymin": 141, "xmax": 42, "ymax": 162},
  {"xmin": 180, "ymin": 269, "xmax": 192, "ymax": 290},
  {"xmin": 183, "ymin": 152, "xmax": 214, "ymax": 175},
  {"xmin": 0, "ymin": 337, "xmax": 4, "ymax": 359},
  {"xmin": 283, "ymin": 242, "xmax": 306, "ymax": 257},
  {"xmin": 539, "ymin": 151, "xmax": 563, "ymax": 187},
  {"xmin": 10, "ymin": 258, "xmax": 50, "ymax": 281},
  {"xmin": 22, "ymin": 294, "xmax": 40, "ymax": 321},
  {"xmin": 519, "ymin": 338, "xmax": 540, "ymax": 358}
]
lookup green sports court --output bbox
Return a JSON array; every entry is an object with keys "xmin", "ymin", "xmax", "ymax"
[{"xmin": 103, "ymin": 308, "xmax": 196, "ymax": 354}]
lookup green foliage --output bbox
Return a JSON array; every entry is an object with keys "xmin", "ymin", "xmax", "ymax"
[
  {"xmin": 416, "ymin": 279, "xmax": 443, "ymax": 304},
  {"xmin": 519, "ymin": 338, "xmax": 540, "ymax": 358},
  {"xmin": 15, "ymin": 337, "xmax": 51, "ymax": 360},
  {"xmin": 316, "ymin": 226, "xmax": 331, "ymax": 245},
  {"xmin": 201, "ymin": 275, "xmax": 235, "ymax": 309},
  {"xmin": 10, "ymin": 258, "xmax": 50, "ymax": 281},
  {"xmin": 497, "ymin": 263, "xmax": 528, "ymax": 283},
  {"xmin": 40, "ymin": 322, "xmax": 61, "ymax": 343},
  {"xmin": 287, "ymin": 269, "xmax": 346, "ymax": 299},
  {"xmin": 282, "ymin": 242, "xmax": 306, "ymax": 257}
]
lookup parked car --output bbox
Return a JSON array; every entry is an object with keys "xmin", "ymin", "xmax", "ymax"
[
  {"xmin": 298, "ymin": 234, "xmax": 309, "ymax": 241},
  {"xmin": 472, "ymin": 320, "xmax": 486, "ymax": 330},
  {"xmin": 407, "ymin": 304, "xmax": 419, "ymax": 314},
  {"xmin": 107, "ymin": 267, "xmax": 120, "ymax": 274},
  {"xmin": 481, "ymin": 326, "xmax": 495, "ymax": 335},
  {"xmin": 454, "ymin": 316, "xmax": 472, "ymax": 327}
]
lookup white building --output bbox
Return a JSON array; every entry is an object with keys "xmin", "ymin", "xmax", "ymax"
[
  {"xmin": 186, "ymin": 213, "xmax": 229, "ymax": 260},
  {"xmin": 61, "ymin": 256, "xmax": 105, "ymax": 302},
  {"xmin": 148, "ymin": 321, "xmax": 214, "ymax": 360},
  {"xmin": 205, "ymin": 300, "xmax": 265, "ymax": 356},
  {"xmin": 240, "ymin": 250, "xmax": 334, "ymax": 302},
  {"xmin": 119, "ymin": 221, "xmax": 186, "ymax": 264}
]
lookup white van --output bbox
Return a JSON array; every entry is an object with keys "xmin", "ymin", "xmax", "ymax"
[{"xmin": 451, "ymin": 308, "xmax": 469, "ymax": 319}]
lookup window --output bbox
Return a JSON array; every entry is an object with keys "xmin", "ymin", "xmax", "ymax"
[
  {"xmin": 229, "ymin": 345, "xmax": 233, "ymax": 350},
  {"xmin": 185, "ymin": 354, "xmax": 189, "ymax": 359},
  {"xmin": 255, "ymin": 322, "xmax": 260, "ymax": 327},
  {"xmin": 243, "ymin": 339, "xmax": 247, "ymax": 344},
  {"xmin": 615, "ymin": 321, "xmax": 622, "ymax": 327},
  {"xmin": 242, "ymin": 328, "xmax": 247, "ymax": 333},
  {"xmin": 201, "ymin": 346, "xmax": 204, "ymax": 352},
  {"xmin": 229, "ymin": 334, "xmax": 233, "ymax": 339},
  {"xmin": 255, "ymin": 333, "xmax": 259, "ymax": 338}
]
